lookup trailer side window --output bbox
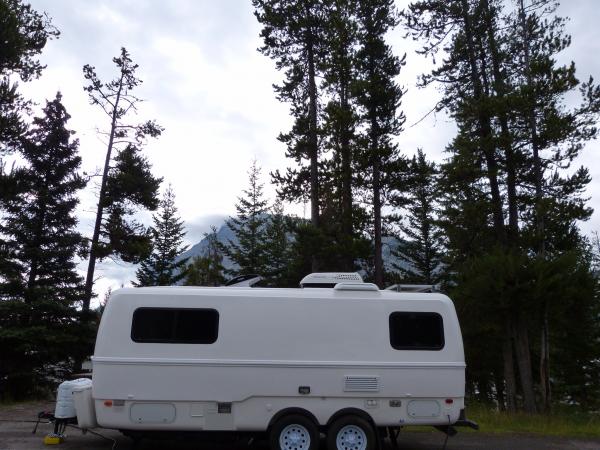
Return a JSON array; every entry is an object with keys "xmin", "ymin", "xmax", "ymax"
[
  {"xmin": 131, "ymin": 308, "xmax": 219, "ymax": 344},
  {"xmin": 389, "ymin": 312, "xmax": 444, "ymax": 350}
]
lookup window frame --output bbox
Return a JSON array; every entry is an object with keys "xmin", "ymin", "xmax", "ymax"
[
  {"xmin": 388, "ymin": 311, "xmax": 445, "ymax": 351},
  {"xmin": 131, "ymin": 307, "xmax": 219, "ymax": 344}
]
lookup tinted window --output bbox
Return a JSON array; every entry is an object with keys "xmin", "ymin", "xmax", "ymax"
[
  {"xmin": 389, "ymin": 312, "xmax": 444, "ymax": 350},
  {"xmin": 131, "ymin": 308, "xmax": 219, "ymax": 344}
]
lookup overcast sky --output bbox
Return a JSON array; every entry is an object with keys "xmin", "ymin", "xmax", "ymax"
[{"xmin": 20, "ymin": 0, "xmax": 600, "ymax": 300}]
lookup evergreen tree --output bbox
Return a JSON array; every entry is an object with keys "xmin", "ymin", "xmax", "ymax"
[
  {"xmin": 253, "ymin": 0, "xmax": 327, "ymax": 270},
  {"xmin": 263, "ymin": 200, "xmax": 293, "ymax": 287},
  {"xmin": 391, "ymin": 150, "xmax": 442, "ymax": 284},
  {"xmin": 0, "ymin": 0, "xmax": 58, "ymax": 154},
  {"xmin": 354, "ymin": 0, "xmax": 405, "ymax": 286},
  {"xmin": 82, "ymin": 47, "xmax": 163, "ymax": 312},
  {"xmin": 185, "ymin": 227, "xmax": 226, "ymax": 287},
  {"xmin": 285, "ymin": 219, "xmax": 324, "ymax": 285},
  {"xmin": 509, "ymin": 1, "xmax": 600, "ymax": 409},
  {"xmin": 0, "ymin": 93, "xmax": 91, "ymax": 399},
  {"xmin": 320, "ymin": 0, "xmax": 359, "ymax": 270},
  {"xmin": 403, "ymin": 0, "xmax": 537, "ymax": 412},
  {"xmin": 134, "ymin": 186, "xmax": 189, "ymax": 286},
  {"xmin": 404, "ymin": 0, "xmax": 600, "ymax": 412},
  {"xmin": 221, "ymin": 161, "xmax": 269, "ymax": 277}
]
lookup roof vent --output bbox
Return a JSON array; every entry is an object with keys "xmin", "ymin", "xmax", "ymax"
[
  {"xmin": 300, "ymin": 272, "xmax": 363, "ymax": 288},
  {"xmin": 334, "ymin": 283, "xmax": 379, "ymax": 292}
]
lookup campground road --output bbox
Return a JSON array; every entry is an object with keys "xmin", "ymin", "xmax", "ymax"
[
  {"xmin": 2, "ymin": 420, "xmax": 599, "ymax": 450},
  {"xmin": 1, "ymin": 403, "xmax": 599, "ymax": 450}
]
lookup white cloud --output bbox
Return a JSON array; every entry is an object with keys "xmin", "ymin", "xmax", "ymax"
[{"xmin": 16, "ymin": 0, "xmax": 600, "ymax": 303}]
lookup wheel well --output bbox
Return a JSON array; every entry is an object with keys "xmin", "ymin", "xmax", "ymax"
[
  {"xmin": 326, "ymin": 407, "xmax": 375, "ymax": 428},
  {"xmin": 267, "ymin": 407, "xmax": 320, "ymax": 430}
]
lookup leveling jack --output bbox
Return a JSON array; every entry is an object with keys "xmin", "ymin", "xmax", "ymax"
[{"xmin": 32, "ymin": 411, "xmax": 77, "ymax": 445}]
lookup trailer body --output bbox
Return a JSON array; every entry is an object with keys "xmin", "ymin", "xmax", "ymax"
[{"xmin": 81, "ymin": 283, "xmax": 466, "ymax": 436}]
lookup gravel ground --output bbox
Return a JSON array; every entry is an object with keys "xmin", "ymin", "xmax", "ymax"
[{"xmin": 1, "ymin": 402, "xmax": 599, "ymax": 450}]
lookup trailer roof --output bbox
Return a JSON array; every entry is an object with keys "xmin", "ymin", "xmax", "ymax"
[{"xmin": 111, "ymin": 286, "xmax": 451, "ymax": 303}]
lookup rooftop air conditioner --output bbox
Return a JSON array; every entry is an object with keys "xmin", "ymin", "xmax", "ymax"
[{"xmin": 299, "ymin": 272, "xmax": 363, "ymax": 288}]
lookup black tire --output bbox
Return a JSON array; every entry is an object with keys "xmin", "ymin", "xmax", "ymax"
[
  {"xmin": 326, "ymin": 415, "xmax": 376, "ymax": 450},
  {"xmin": 269, "ymin": 414, "xmax": 320, "ymax": 450}
]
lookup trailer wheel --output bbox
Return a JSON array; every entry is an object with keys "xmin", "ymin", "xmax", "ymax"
[
  {"xmin": 269, "ymin": 414, "xmax": 319, "ymax": 450},
  {"xmin": 327, "ymin": 415, "xmax": 375, "ymax": 450}
]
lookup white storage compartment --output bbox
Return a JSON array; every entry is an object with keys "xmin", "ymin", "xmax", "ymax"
[{"xmin": 72, "ymin": 380, "xmax": 97, "ymax": 429}]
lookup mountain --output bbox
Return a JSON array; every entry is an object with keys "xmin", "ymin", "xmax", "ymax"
[
  {"xmin": 178, "ymin": 217, "xmax": 409, "ymax": 279},
  {"xmin": 178, "ymin": 221, "xmax": 237, "ymax": 271}
]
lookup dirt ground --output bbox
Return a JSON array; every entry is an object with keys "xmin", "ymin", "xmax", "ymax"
[{"xmin": 1, "ymin": 401, "xmax": 599, "ymax": 450}]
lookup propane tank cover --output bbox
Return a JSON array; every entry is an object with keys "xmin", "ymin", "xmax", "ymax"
[{"xmin": 54, "ymin": 378, "xmax": 92, "ymax": 419}]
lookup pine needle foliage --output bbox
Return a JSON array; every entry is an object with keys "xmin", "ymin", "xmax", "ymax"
[{"xmin": 134, "ymin": 186, "xmax": 189, "ymax": 287}]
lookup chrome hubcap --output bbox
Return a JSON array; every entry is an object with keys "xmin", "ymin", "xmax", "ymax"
[
  {"xmin": 279, "ymin": 423, "xmax": 311, "ymax": 450},
  {"xmin": 336, "ymin": 424, "xmax": 367, "ymax": 450}
]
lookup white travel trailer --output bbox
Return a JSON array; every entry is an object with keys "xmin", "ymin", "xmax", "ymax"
[{"xmin": 71, "ymin": 273, "xmax": 476, "ymax": 450}]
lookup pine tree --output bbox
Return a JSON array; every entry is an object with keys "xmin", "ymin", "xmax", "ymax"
[
  {"xmin": 221, "ymin": 161, "xmax": 269, "ymax": 277},
  {"xmin": 253, "ymin": 0, "xmax": 327, "ymax": 270},
  {"xmin": 185, "ymin": 227, "xmax": 226, "ymax": 287},
  {"xmin": 320, "ymin": 0, "xmax": 359, "ymax": 270},
  {"xmin": 263, "ymin": 200, "xmax": 293, "ymax": 287},
  {"xmin": 0, "ymin": 0, "xmax": 59, "ymax": 154},
  {"xmin": 509, "ymin": 1, "xmax": 600, "ymax": 409},
  {"xmin": 0, "ymin": 93, "xmax": 91, "ymax": 399},
  {"xmin": 82, "ymin": 47, "xmax": 163, "ymax": 312},
  {"xmin": 392, "ymin": 150, "xmax": 442, "ymax": 284},
  {"xmin": 403, "ymin": 0, "xmax": 536, "ymax": 412},
  {"xmin": 134, "ymin": 186, "xmax": 189, "ymax": 287},
  {"xmin": 354, "ymin": 0, "xmax": 405, "ymax": 286},
  {"xmin": 404, "ymin": 0, "xmax": 600, "ymax": 412}
]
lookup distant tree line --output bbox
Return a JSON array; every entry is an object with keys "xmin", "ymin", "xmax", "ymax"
[{"xmin": 1, "ymin": 0, "xmax": 599, "ymax": 416}]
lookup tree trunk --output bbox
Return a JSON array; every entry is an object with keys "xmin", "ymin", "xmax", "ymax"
[
  {"xmin": 23, "ymin": 169, "xmax": 55, "ymax": 304},
  {"xmin": 83, "ymin": 75, "xmax": 124, "ymax": 312},
  {"xmin": 495, "ymin": 370, "xmax": 506, "ymax": 411},
  {"xmin": 540, "ymin": 304, "xmax": 551, "ymax": 410},
  {"xmin": 340, "ymin": 78, "xmax": 353, "ymax": 271},
  {"xmin": 502, "ymin": 318, "xmax": 517, "ymax": 412},
  {"xmin": 481, "ymin": 0, "xmax": 519, "ymax": 239},
  {"xmin": 514, "ymin": 314, "xmax": 537, "ymax": 413},
  {"xmin": 25, "ymin": 199, "xmax": 47, "ymax": 304},
  {"xmin": 306, "ymin": 32, "xmax": 320, "ymax": 272},
  {"xmin": 519, "ymin": 0, "xmax": 549, "ymax": 411},
  {"xmin": 373, "ymin": 145, "xmax": 383, "ymax": 288},
  {"xmin": 459, "ymin": 0, "xmax": 505, "ymax": 242},
  {"xmin": 366, "ymin": 41, "xmax": 384, "ymax": 288}
]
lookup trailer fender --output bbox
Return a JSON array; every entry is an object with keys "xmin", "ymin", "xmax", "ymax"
[
  {"xmin": 326, "ymin": 407, "xmax": 375, "ymax": 429},
  {"xmin": 267, "ymin": 407, "xmax": 320, "ymax": 430}
]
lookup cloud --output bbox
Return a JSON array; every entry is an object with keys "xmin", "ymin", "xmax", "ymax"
[
  {"xmin": 185, "ymin": 214, "xmax": 228, "ymax": 246},
  {"xmin": 18, "ymin": 0, "xmax": 600, "ymax": 302}
]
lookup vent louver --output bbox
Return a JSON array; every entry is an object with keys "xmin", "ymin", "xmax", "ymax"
[
  {"xmin": 344, "ymin": 376, "xmax": 380, "ymax": 392},
  {"xmin": 300, "ymin": 272, "xmax": 363, "ymax": 288}
]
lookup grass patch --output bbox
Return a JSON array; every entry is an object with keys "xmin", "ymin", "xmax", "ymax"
[
  {"xmin": 465, "ymin": 403, "xmax": 600, "ymax": 437},
  {"xmin": 401, "ymin": 403, "xmax": 600, "ymax": 438}
]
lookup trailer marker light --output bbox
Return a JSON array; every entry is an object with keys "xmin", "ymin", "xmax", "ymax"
[
  {"xmin": 445, "ymin": 399, "xmax": 453, "ymax": 404},
  {"xmin": 104, "ymin": 400, "xmax": 113, "ymax": 407}
]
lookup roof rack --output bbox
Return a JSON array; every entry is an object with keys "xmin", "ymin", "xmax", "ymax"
[{"xmin": 385, "ymin": 284, "xmax": 440, "ymax": 293}]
